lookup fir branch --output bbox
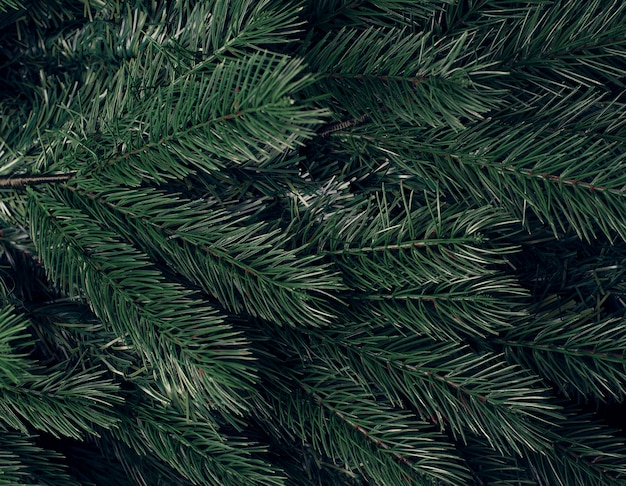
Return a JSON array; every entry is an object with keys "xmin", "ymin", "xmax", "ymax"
[
  {"xmin": 351, "ymin": 275, "xmax": 527, "ymax": 340},
  {"xmin": 112, "ymin": 397, "xmax": 286, "ymax": 486},
  {"xmin": 296, "ymin": 327, "xmax": 561, "ymax": 456},
  {"xmin": 366, "ymin": 122, "xmax": 626, "ymax": 241},
  {"xmin": 526, "ymin": 413, "xmax": 626, "ymax": 485},
  {"xmin": 305, "ymin": 25, "xmax": 504, "ymax": 127},
  {"xmin": 27, "ymin": 188, "xmax": 257, "ymax": 415},
  {"xmin": 0, "ymin": 304, "xmax": 35, "ymax": 385},
  {"xmin": 91, "ymin": 433, "xmax": 195, "ymax": 486},
  {"xmin": 79, "ymin": 52, "xmax": 328, "ymax": 186},
  {"xmin": 286, "ymin": 187, "xmax": 527, "ymax": 339},
  {"xmin": 269, "ymin": 383, "xmax": 470, "ymax": 485},
  {"xmin": 458, "ymin": 437, "xmax": 532, "ymax": 486},
  {"xmin": 0, "ymin": 432, "xmax": 81, "ymax": 486},
  {"xmin": 0, "ymin": 364, "xmax": 122, "ymax": 440},
  {"xmin": 0, "ymin": 303, "xmax": 122, "ymax": 440},
  {"xmin": 58, "ymin": 179, "xmax": 344, "ymax": 327},
  {"xmin": 500, "ymin": 306, "xmax": 626, "ymax": 401},
  {"xmin": 4, "ymin": 1, "xmax": 626, "ymax": 483},
  {"xmin": 0, "ymin": 0, "xmax": 21, "ymax": 13}
]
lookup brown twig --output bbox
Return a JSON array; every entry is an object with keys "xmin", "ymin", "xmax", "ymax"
[
  {"xmin": 317, "ymin": 114, "xmax": 370, "ymax": 138},
  {"xmin": 0, "ymin": 172, "xmax": 77, "ymax": 189}
]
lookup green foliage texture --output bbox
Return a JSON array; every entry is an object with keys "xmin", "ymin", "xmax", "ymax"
[{"xmin": 1, "ymin": 0, "xmax": 626, "ymax": 484}]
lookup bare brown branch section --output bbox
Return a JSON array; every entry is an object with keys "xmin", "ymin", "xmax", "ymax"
[
  {"xmin": 317, "ymin": 114, "xmax": 370, "ymax": 138},
  {"xmin": 0, "ymin": 172, "xmax": 77, "ymax": 189}
]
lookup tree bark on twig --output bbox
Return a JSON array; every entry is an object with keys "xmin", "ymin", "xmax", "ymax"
[{"xmin": 0, "ymin": 172, "xmax": 77, "ymax": 189}]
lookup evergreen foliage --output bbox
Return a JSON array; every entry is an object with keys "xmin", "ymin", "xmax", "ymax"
[{"xmin": 1, "ymin": 0, "xmax": 626, "ymax": 484}]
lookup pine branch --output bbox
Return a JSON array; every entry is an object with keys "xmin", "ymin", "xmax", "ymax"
[
  {"xmin": 3, "ymin": 1, "xmax": 626, "ymax": 483},
  {"xmin": 0, "ymin": 432, "xmax": 80, "ymax": 486},
  {"xmin": 305, "ymin": 25, "xmax": 504, "ymax": 128},
  {"xmin": 69, "ymin": 52, "xmax": 327, "ymax": 186},
  {"xmin": 27, "ymin": 188, "xmax": 256, "ymax": 416},
  {"xmin": 0, "ymin": 364, "xmax": 121, "ymax": 440},
  {"xmin": 0, "ymin": 0, "xmax": 21, "ymax": 13},
  {"xmin": 90, "ymin": 433, "xmax": 195, "ymax": 486},
  {"xmin": 525, "ymin": 412, "xmax": 626, "ymax": 485},
  {"xmin": 500, "ymin": 304, "xmax": 626, "ymax": 401},
  {"xmin": 112, "ymin": 397, "xmax": 286, "ymax": 486},
  {"xmin": 351, "ymin": 275, "xmax": 527, "ymax": 340},
  {"xmin": 290, "ymin": 190, "xmax": 525, "ymax": 339},
  {"xmin": 0, "ymin": 302, "xmax": 122, "ymax": 440},
  {"xmin": 458, "ymin": 437, "xmax": 532, "ymax": 486},
  {"xmin": 0, "ymin": 303, "xmax": 35, "ymax": 385},
  {"xmin": 297, "ymin": 375, "xmax": 471, "ymax": 485},
  {"xmin": 295, "ymin": 326, "xmax": 561, "ymax": 457},
  {"xmin": 361, "ymin": 121, "xmax": 626, "ymax": 241},
  {"xmin": 25, "ymin": 301, "xmax": 147, "ymax": 383},
  {"xmin": 262, "ymin": 441, "xmax": 364, "ymax": 486},
  {"xmin": 56, "ymin": 179, "xmax": 345, "ymax": 327},
  {"xmin": 51, "ymin": 438, "xmax": 140, "ymax": 486},
  {"xmin": 268, "ymin": 383, "xmax": 469, "ymax": 485}
]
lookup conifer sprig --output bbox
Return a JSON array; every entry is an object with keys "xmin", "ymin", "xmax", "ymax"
[
  {"xmin": 2, "ymin": 0, "xmax": 626, "ymax": 484},
  {"xmin": 0, "ymin": 432, "xmax": 80, "ymax": 486},
  {"xmin": 28, "ymin": 188, "xmax": 256, "ymax": 415},
  {"xmin": 58, "ymin": 179, "xmax": 344, "ymax": 327},
  {"xmin": 112, "ymin": 398, "xmax": 285, "ymax": 486},
  {"xmin": 502, "ymin": 306, "xmax": 626, "ymax": 401}
]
